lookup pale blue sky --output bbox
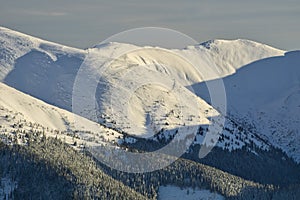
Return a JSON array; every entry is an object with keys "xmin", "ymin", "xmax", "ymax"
[{"xmin": 0, "ymin": 0, "xmax": 299, "ymax": 50}]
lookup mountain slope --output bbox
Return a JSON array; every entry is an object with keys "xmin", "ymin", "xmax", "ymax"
[
  {"xmin": 0, "ymin": 26, "xmax": 298, "ymax": 163},
  {"xmin": 0, "ymin": 27, "xmax": 284, "ymax": 113},
  {"xmin": 0, "ymin": 27, "xmax": 86, "ymax": 111},
  {"xmin": 0, "ymin": 82, "xmax": 121, "ymax": 147},
  {"xmin": 193, "ymin": 50, "xmax": 300, "ymax": 162},
  {"xmin": 1, "ymin": 27, "xmax": 300, "ymax": 199}
]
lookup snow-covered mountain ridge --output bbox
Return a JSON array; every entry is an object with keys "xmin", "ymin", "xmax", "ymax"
[{"xmin": 1, "ymin": 26, "xmax": 299, "ymax": 163}]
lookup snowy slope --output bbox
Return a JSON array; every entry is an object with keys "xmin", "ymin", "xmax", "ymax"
[
  {"xmin": 0, "ymin": 27, "xmax": 86, "ymax": 111},
  {"xmin": 0, "ymin": 82, "xmax": 121, "ymax": 147},
  {"xmin": 0, "ymin": 27, "xmax": 284, "ymax": 113},
  {"xmin": 1, "ymin": 27, "xmax": 298, "ymax": 162},
  {"xmin": 225, "ymin": 51, "xmax": 300, "ymax": 162},
  {"xmin": 193, "ymin": 51, "xmax": 300, "ymax": 161},
  {"xmin": 76, "ymin": 46, "xmax": 219, "ymax": 138}
]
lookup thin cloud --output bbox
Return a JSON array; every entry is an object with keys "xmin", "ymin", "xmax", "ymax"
[{"xmin": 22, "ymin": 10, "xmax": 68, "ymax": 17}]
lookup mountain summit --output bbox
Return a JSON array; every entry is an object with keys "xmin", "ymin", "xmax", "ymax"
[{"xmin": 1, "ymin": 27, "xmax": 299, "ymax": 162}]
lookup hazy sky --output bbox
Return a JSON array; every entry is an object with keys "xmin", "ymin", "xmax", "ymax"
[{"xmin": 1, "ymin": 0, "xmax": 299, "ymax": 50}]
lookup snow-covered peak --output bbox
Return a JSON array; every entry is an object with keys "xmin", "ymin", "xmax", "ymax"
[
  {"xmin": 199, "ymin": 39, "xmax": 284, "ymax": 52},
  {"xmin": 179, "ymin": 39, "xmax": 285, "ymax": 81},
  {"xmin": 0, "ymin": 26, "xmax": 84, "ymax": 53},
  {"xmin": 0, "ymin": 27, "xmax": 298, "ymax": 162},
  {"xmin": 0, "ymin": 26, "xmax": 85, "ymax": 81}
]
